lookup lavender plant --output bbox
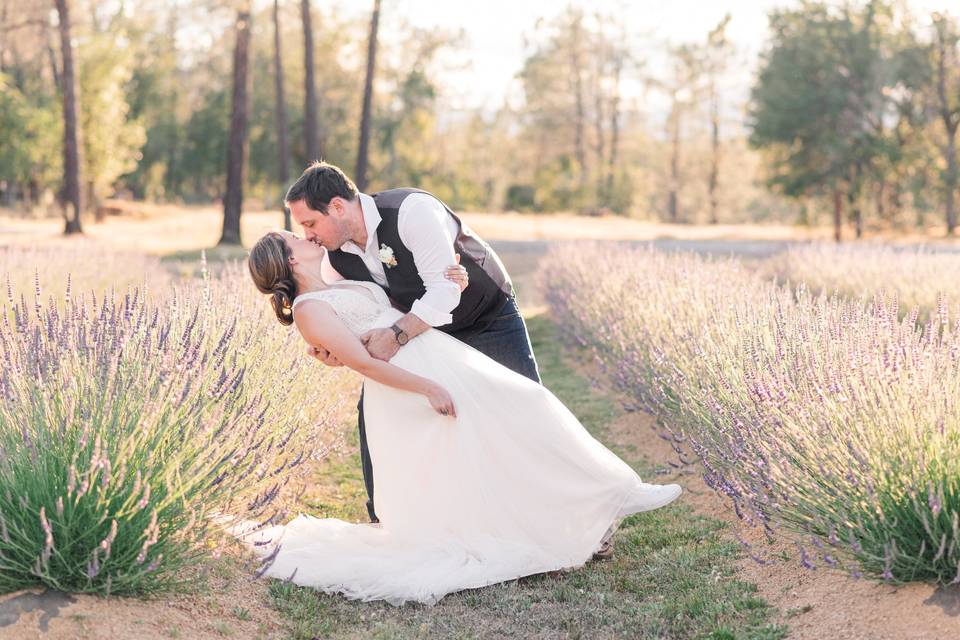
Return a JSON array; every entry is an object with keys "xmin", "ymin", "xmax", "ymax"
[
  {"xmin": 0, "ymin": 264, "xmax": 351, "ymax": 595},
  {"xmin": 760, "ymin": 243, "xmax": 960, "ymax": 324},
  {"xmin": 541, "ymin": 243, "xmax": 960, "ymax": 584}
]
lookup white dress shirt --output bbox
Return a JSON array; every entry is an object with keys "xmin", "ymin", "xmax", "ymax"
[{"xmin": 320, "ymin": 192, "xmax": 462, "ymax": 327}]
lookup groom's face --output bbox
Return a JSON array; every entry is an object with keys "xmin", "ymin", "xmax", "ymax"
[{"xmin": 289, "ymin": 198, "xmax": 349, "ymax": 250}]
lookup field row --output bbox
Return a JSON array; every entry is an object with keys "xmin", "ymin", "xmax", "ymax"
[{"xmin": 541, "ymin": 243, "xmax": 960, "ymax": 585}]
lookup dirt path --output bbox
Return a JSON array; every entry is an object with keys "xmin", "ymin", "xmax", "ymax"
[
  {"xmin": 0, "ymin": 551, "xmax": 283, "ymax": 639},
  {"xmin": 600, "ymin": 402, "xmax": 960, "ymax": 639}
]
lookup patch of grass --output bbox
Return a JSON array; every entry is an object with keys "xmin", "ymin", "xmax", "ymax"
[
  {"xmin": 785, "ymin": 604, "xmax": 814, "ymax": 618},
  {"xmin": 297, "ymin": 425, "xmax": 370, "ymax": 524},
  {"xmin": 267, "ymin": 581, "xmax": 338, "ymax": 639},
  {"xmin": 266, "ymin": 314, "xmax": 787, "ymax": 639},
  {"xmin": 212, "ymin": 619, "xmax": 233, "ymax": 636}
]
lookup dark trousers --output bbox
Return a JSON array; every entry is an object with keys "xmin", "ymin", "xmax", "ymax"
[{"xmin": 357, "ymin": 297, "xmax": 540, "ymax": 522}]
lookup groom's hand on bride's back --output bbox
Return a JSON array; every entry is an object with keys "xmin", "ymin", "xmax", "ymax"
[
  {"xmin": 307, "ymin": 345, "xmax": 343, "ymax": 367},
  {"xmin": 360, "ymin": 329, "xmax": 401, "ymax": 362}
]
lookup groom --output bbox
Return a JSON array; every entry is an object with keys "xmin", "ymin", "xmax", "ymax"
[{"xmin": 285, "ymin": 161, "xmax": 541, "ymax": 524}]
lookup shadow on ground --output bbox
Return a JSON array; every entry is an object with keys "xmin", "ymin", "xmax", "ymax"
[
  {"xmin": 0, "ymin": 590, "xmax": 76, "ymax": 632},
  {"xmin": 923, "ymin": 584, "xmax": 960, "ymax": 617}
]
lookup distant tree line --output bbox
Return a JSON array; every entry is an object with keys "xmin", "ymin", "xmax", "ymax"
[{"xmin": 0, "ymin": 1, "xmax": 957, "ymax": 241}]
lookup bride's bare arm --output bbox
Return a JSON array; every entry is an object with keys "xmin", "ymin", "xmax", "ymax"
[{"xmin": 294, "ymin": 300, "xmax": 456, "ymax": 416}]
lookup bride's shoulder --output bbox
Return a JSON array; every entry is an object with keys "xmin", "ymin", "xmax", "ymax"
[{"xmin": 292, "ymin": 291, "xmax": 337, "ymax": 313}]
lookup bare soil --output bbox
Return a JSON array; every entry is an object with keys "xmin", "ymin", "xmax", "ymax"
[{"xmin": 0, "ymin": 548, "xmax": 283, "ymax": 639}]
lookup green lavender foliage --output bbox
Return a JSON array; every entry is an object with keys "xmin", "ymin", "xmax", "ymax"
[{"xmin": 0, "ymin": 262, "xmax": 352, "ymax": 595}]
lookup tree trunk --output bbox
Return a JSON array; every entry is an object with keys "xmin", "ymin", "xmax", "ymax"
[
  {"xmin": 163, "ymin": 11, "xmax": 179, "ymax": 200},
  {"xmin": 219, "ymin": 7, "xmax": 252, "ymax": 246},
  {"xmin": 668, "ymin": 100, "xmax": 681, "ymax": 223},
  {"xmin": 833, "ymin": 188, "xmax": 843, "ymax": 242},
  {"xmin": 708, "ymin": 82, "xmax": 720, "ymax": 224},
  {"xmin": 89, "ymin": 2, "xmax": 100, "ymax": 33},
  {"xmin": 946, "ymin": 134, "xmax": 958, "ymax": 235},
  {"xmin": 355, "ymin": 0, "xmax": 381, "ymax": 192},
  {"xmin": 28, "ymin": 179, "xmax": 38, "ymax": 209},
  {"xmin": 47, "ymin": 41, "xmax": 61, "ymax": 93},
  {"xmin": 890, "ymin": 179, "xmax": 902, "ymax": 220},
  {"xmin": 8, "ymin": 33, "xmax": 23, "ymax": 90},
  {"xmin": 851, "ymin": 201, "xmax": 863, "ymax": 239},
  {"xmin": 849, "ymin": 164, "xmax": 863, "ymax": 239},
  {"xmin": 273, "ymin": 0, "xmax": 291, "ymax": 230},
  {"xmin": 3, "ymin": 182, "xmax": 16, "ymax": 208},
  {"xmin": 89, "ymin": 181, "xmax": 102, "ymax": 222},
  {"xmin": 0, "ymin": 0, "xmax": 7, "ymax": 73},
  {"xmin": 570, "ymin": 22, "xmax": 587, "ymax": 196},
  {"xmin": 605, "ymin": 52, "xmax": 622, "ymax": 210},
  {"xmin": 301, "ymin": 0, "xmax": 320, "ymax": 162},
  {"xmin": 875, "ymin": 179, "xmax": 886, "ymax": 225},
  {"xmin": 934, "ymin": 14, "xmax": 959, "ymax": 236},
  {"xmin": 592, "ymin": 42, "xmax": 605, "ymax": 210},
  {"xmin": 55, "ymin": 0, "xmax": 82, "ymax": 235}
]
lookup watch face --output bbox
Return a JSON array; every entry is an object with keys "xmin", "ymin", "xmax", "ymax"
[{"xmin": 398, "ymin": 333, "xmax": 409, "ymax": 345}]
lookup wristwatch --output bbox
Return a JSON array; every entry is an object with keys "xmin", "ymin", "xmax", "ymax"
[{"xmin": 389, "ymin": 323, "xmax": 409, "ymax": 346}]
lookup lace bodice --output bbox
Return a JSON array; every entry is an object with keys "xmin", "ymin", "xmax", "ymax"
[{"xmin": 292, "ymin": 280, "xmax": 397, "ymax": 336}]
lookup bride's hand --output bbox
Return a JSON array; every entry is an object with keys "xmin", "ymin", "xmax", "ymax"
[
  {"xmin": 425, "ymin": 383, "xmax": 457, "ymax": 418},
  {"xmin": 307, "ymin": 344, "xmax": 342, "ymax": 367},
  {"xmin": 445, "ymin": 254, "xmax": 469, "ymax": 292}
]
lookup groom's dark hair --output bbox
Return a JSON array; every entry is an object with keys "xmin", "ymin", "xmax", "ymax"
[{"xmin": 285, "ymin": 161, "xmax": 359, "ymax": 214}]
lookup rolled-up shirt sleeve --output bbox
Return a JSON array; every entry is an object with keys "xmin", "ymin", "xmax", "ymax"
[{"xmin": 398, "ymin": 193, "xmax": 461, "ymax": 327}]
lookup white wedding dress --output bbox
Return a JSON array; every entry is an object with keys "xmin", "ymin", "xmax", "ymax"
[{"xmin": 240, "ymin": 280, "xmax": 681, "ymax": 606}]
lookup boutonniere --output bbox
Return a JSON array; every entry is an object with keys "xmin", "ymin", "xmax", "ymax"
[{"xmin": 378, "ymin": 243, "xmax": 398, "ymax": 268}]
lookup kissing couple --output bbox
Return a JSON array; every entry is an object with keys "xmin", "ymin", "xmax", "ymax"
[{"xmin": 245, "ymin": 161, "xmax": 681, "ymax": 606}]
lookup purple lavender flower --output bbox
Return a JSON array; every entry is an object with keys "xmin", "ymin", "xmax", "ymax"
[
  {"xmin": 87, "ymin": 549, "xmax": 101, "ymax": 579},
  {"xmin": 930, "ymin": 487, "xmax": 943, "ymax": 517}
]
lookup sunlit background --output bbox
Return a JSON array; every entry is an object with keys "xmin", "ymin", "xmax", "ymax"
[{"xmin": 3, "ymin": 0, "xmax": 960, "ymax": 242}]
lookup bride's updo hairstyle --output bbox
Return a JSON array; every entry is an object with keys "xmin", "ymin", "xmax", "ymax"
[{"xmin": 248, "ymin": 232, "xmax": 298, "ymax": 326}]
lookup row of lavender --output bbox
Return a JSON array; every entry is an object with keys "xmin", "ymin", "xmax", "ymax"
[
  {"xmin": 0, "ymin": 248, "xmax": 352, "ymax": 595},
  {"xmin": 540, "ymin": 244, "xmax": 960, "ymax": 584},
  {"xmin": 761, "ymin": 243, "xmax": 960, "ymax": 324}
]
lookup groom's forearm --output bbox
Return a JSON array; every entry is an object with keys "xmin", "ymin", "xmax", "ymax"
[
  {"xmin": 395, "ymin": 313, "xmax": 431, "ymax": 341},
  {"xmin": 361, "ymin": 314, "xmax": 432, "ymax": 361}
]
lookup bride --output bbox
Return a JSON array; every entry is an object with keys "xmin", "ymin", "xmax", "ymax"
[{"xmin": 244, "ymin": 229, "xmax": 682, "ymax": 606}]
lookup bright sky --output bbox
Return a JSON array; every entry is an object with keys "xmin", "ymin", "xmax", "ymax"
[{"xmin": 329, "ymin": 0, "xmax": 952, "ymax": 119}]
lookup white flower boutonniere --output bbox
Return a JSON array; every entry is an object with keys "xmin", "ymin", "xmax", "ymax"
[{"xmin": 378, "ymin": 243, "xmax": 398, "ymax": 268}]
